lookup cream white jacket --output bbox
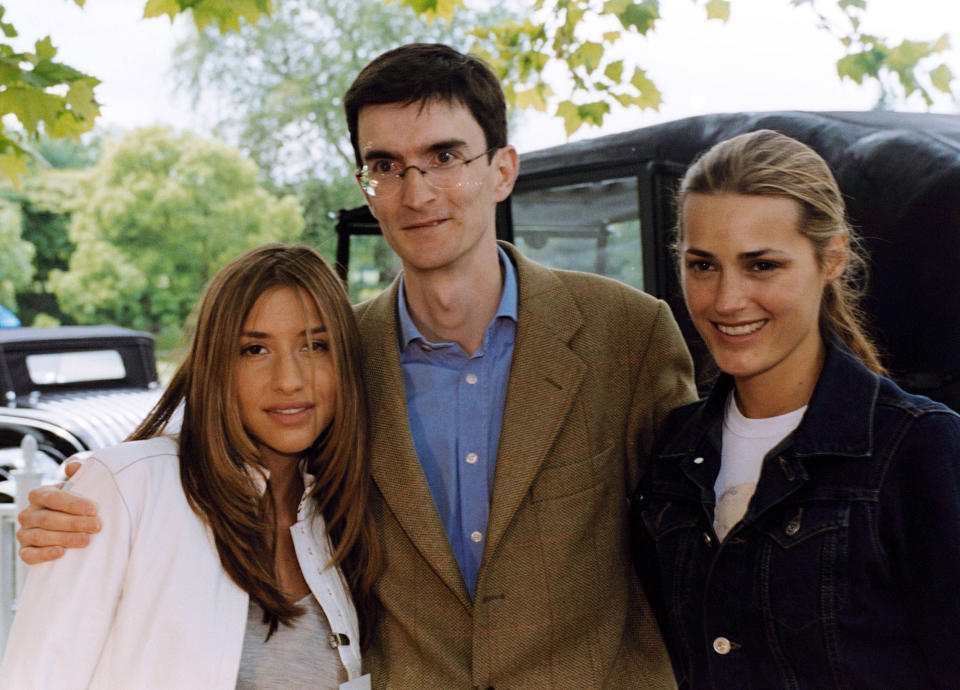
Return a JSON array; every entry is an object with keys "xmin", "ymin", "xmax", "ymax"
[{"xmin": 0, "ymin": 435, "xmax": 364, "ymax": 689}]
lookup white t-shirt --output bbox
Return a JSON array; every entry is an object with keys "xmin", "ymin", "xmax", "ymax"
[{"xmin": 714, "ymin": 392, "xmax": 806, "ymax": 540}]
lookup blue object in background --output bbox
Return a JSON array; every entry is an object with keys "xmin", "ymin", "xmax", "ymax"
[{"xmin": 0, "ymin": 306, "xmax": 20, "ymax": 328}]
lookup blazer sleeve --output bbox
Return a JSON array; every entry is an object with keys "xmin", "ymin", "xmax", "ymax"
[
  {"xmin": 0, "ymin": 456, "xmax": 133, "ymax": 689},
  {"xmin": 626, "ymin": 298, "xmax": 697, "ymax": 491},
  {"xmin": 880, "ymin": 407, "xmax": 960, "ymax": 684}
]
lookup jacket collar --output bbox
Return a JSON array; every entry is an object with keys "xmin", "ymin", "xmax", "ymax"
[
  {"xmin": 792, "ymin": 336, "xmax": 877, "ymax": 458},
  {"xmin": 659, "ymin": 334, "xmax": 879, "ymax": 460},
  {"xmin": 244, "ymin": 460, "xmax": 321, "ymax": 523}
]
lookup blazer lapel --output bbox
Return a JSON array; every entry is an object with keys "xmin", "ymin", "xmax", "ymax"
[
  {"xmin": 355, "ymin": 283, "xmax": 472, "ymax": 608},
  {"xmin": 484, "ymin": 245, "xmax": 588, "ymax": 558}
]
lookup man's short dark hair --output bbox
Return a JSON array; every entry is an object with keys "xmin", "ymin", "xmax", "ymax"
[{"xmin": 344, "ymin": 43, "xmax": 507, "ymax": 168}]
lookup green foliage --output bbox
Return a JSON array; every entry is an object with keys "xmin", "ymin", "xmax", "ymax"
[
  {"xmin": 0, "ymin": 134, "xmax": 97, "ymax": 325},
  {"xmin": 0, "ymin": 11, "xmax": 100, "ymax": 185},
  {"xmin": 13, "ymin": 167, "xmax": 89, "ymax": 325},
  {"xmin": 0, "ymin": 0, "xmax": 269, "ymax": 186},
  {"xmin": 794, "ymin": 1, "xmax": 954, "ymax": 106},
  {"xmin": 705, "ymin": 0, "xmax": 730, "ymax": 21},
  {"xmin": 0, "ymin": 198, "xmax": 34, "ymax": 310},
  {"xmin": 389, "ymin": 0, "xmax": 461, "ymax": 23},
  {"xmin": 144, "ymin": 0, "xmax": 273, "ymax": 33},
  {"xmin": 51, "ymin": 127, "xmax": 303, "ymax": 339},
  {"xmin": 424, "ymin": 0, "xmax": 958, "ymax": 134},
  {"xmin": 467, "ymin": 0, "xmax": 726, "ymax": 135}
]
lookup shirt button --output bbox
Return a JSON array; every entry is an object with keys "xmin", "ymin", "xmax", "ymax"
[
  {"xmin": 465, "ymin": 452, "xmax": 478, "ymax": 464},
  {"xmin": 693, "ymin": 456, "xmax": 704, "ymax": 464},
  {"xmin": 465, "ymin": 373, "xmax": 478, "ymax": 384},
  {"xmin": 420, "ymin": 343, "xmax": 433, "ymax": 352},
  {"xmin": 470, "ymin": 531, "xmax": 483, "ymax": 543},
  {"xmin": 712, "ymin": 636, "xmax": 732, "ymax": 655}
]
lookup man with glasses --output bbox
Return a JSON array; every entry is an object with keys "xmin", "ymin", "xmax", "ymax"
[{"xmin": 18, "ymin": 44, "xmax": 695, "ymax": 687}]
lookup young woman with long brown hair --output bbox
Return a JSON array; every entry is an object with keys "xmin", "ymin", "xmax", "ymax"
[
  {"xmin": 0, "ymin": 244, "xmax": 379, "ymax": 688},
  {"xmin": 632, "ymin": 130, "xmax": 960, "ymax": 688}
]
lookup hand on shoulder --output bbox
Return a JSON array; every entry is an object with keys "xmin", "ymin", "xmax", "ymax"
[{"xmin": 16, "ymin": 460, "xmax": 100, "ymax": 565}]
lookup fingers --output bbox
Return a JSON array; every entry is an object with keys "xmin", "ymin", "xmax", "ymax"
[
  {"xmin": 17, "ymin": 525, "xmax": 93, "ymax": 549},
  {"xmin": 26, "ymin": 485, "xmax": 98, "ymax": 518},
  {"xmin": 18, "ymin": 545, "xmax": 66, "ymax": 566},
  {"xmin": 17, "ymin": 504, "xmax": 101, "ymax": 534},
  {"xmin": 64, "ymin": 460, "xmax": 82, "ymax": 478}
]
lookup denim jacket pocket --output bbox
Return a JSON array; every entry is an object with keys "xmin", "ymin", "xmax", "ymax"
[
  {"xmin": 755, "ymin": 503, "xmax": 850, "ymax": 549},
  {"xmin": 751, "ymin": 502, "xmax": 852, "ymax": 678},
  {"xmin": 640, "ymin": 498, "xmax": 701, "ymax": 540}
]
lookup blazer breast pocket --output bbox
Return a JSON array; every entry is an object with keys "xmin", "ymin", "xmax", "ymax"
[{"xmin": 530, "ymin": 444, "xmax": 615, "ymax": 503}]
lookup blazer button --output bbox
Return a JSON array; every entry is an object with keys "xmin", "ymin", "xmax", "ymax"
[
  {"xmin": 703, "ymin": 532, "xmax": 713, "ymax": 546},
  {"xmin": 712, "ymin": 636, "xmax": 732, "ymax": 655}
]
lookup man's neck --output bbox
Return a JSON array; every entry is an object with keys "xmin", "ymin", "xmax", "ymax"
[{"xmin": 402, "ymin": 244, "xmax": 505, "ymax": 355}]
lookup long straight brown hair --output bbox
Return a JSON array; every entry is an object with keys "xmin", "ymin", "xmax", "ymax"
[{"xmin": 130, "ymin": 244, "xmax": 380, "ymax": 645}]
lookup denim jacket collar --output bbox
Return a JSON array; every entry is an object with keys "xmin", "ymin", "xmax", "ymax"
[{"xmin": 659, "ymin": 335, "xmax": 879, "ymax": 462}]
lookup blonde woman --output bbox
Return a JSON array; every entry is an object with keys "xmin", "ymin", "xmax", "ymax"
[
  {"xmin": 1, "ymin": 244, "xmax": 378, "ymax": 688},
  {"xmin": 632, "ymin": 130, "xmax": 960, "ymax": 688}
]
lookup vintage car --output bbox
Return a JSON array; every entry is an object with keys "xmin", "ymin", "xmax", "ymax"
[
  {"xmin": 0, "ymin": 325, "xmax": 163, "ymax": 501},
  {"xmin": 335, "ymin": 110, "xmax": 960, "ymax": 410}
]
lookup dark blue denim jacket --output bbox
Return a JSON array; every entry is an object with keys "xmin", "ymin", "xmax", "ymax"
[{"xmin": 632, "ymin": 338, "xmax": 960, "ymax": 689}]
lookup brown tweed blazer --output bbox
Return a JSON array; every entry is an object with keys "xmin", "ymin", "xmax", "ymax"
[{"xmin": 353, "ymin": 242, "xmax": 696, "ymax": 688}]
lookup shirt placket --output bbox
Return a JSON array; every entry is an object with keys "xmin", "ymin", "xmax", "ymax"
[{"xmin": 457, "ymin": 348, "xmax": 491, "ymax": 597}]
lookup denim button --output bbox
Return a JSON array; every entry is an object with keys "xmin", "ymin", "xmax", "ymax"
[
  {"xmin": 778, "ymin": 456, "xmax": 795, "ymax": 481},
  {"xmin": 712, "ymin": 636, "xmax": 732, "ymax": 655},
  {"xmin": 785, "ymin": 507, "xmax": 803, "ymax": 536}
]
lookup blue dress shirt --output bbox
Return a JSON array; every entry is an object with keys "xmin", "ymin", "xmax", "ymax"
[{"xmin": 396, "ymin": 247, "xmax": 518, "ymax": 598}]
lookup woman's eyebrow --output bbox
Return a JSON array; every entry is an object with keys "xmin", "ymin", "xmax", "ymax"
[
  {"xmin": 240, "ymin": 325, "xmax": 327, "ymax": 338},
  {"xmin": 739, "ymin": 248, "xmax": 789, "ymax": 259}
]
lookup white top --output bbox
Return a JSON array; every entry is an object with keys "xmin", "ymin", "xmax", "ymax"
[
  {"xmin": 0, "ymin": 435, "xmax": 366, "ymax": 689},
  {"xmin": 714, "ymin": 393, "xmax": 806, "ymax": 540}
]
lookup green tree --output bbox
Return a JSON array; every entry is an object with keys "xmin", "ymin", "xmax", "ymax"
[
  {"xmin": 0, "ymin": 0, "xmax": 269, "ymax": 184},
  {"xmin": 1, "ymin": 135, "xmax": 102, "ymax": 325},
  {"xmin": 404, "ymin": 0, "xmax": 957, "ymax": 134},
  {"xmin": 51, "ymin": 126, "xmax": 303, "ymax": 346},
  {"xmin": 0, "ymin": 197, "xmax": 34, "ymax": 311}
]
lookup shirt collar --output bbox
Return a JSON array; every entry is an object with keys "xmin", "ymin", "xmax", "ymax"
[{"xmin": 396, "ymin": 244, "xmax": 518, "ymax": 349}]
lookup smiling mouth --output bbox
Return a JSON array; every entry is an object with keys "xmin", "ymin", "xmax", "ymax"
[
  {"xmin": 264, "ymin": 405, "xmax": 314, "ymax": 423},
  {"xmin": 403, "ymin": 218, "xmax": 447, "ymax": 231},
  {"xmin": 715, "ymin": 320, "xmax": 767, "ymax": 336}
]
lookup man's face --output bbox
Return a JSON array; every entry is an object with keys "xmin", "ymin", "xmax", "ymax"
[{"xmin": 355, "ymin": 99, "xmax": 518, "ymax": 274}]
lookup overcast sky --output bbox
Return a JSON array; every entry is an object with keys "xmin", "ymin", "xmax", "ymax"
[{"xmin": 3, "ymin": 0, "xmax": 959, "ymax": 153}]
